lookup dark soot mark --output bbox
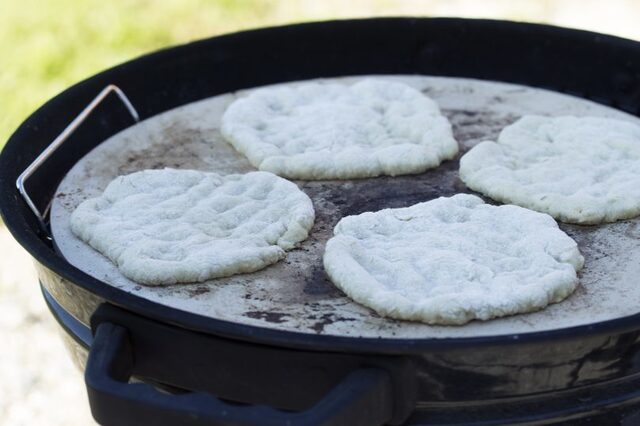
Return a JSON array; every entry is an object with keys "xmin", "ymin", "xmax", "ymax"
[
  {"xmin": 445, "ymin": 109, "xmax": 519, "ymax": 152},
  {"xmin": 320, "ymin": 162, "xmax": 467, "ymax": 218},
  {"xmin": 308, "ymin": 313, "xmax": 356, "ymax": 334},
  {"xmin": 625, "ymin": 221, "xmax": 640, "ymax": 239},
  {"xmin": 244, "ymin": 311, "xmax": 289, "ymax": 323},
  {"xmin": 559, "ymin": 223, "xmax": 613, "ymax": 263},
  {"xmin": 303, "ymin": 265, "xmax": 341, "ymax": 296},
  {"xmin": 187, "ymin": 286, "xmax": 211, "ymax": 297}
]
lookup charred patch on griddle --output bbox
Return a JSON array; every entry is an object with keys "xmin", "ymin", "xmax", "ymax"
[
  {"xmin": 308, "ymin": 313, "xmax": 356, "ymax": 334},
  {"xmin": 244, "ymin": 311, "xmax": 289, "ymax": 323},
  {"xmin": 314, "ymin": 165, "xmax": 465, "ymax": 218},
  {"xmin": 54, "ymin": 188, "xmax": 85, "ymax": 211},
  {"xmin": 560, "ymin": 222, "xmax": 599, "ymax": 241},
  {"xmin": 443, "ymin": 108, "xmax": 518, "ymax": 152},
  {"xmin": 420, "ymin": 87, "xmax": 436, "ymax": 96},
  {"xmin": 452, "ymin": 175, "xmax": 472, "ymax": 194},
  {"xmin": 187, "ymin": 286, "xmax": 211, "ymax": 297},
  {"xmin": 560, "ymin": 223, "xmax": 614, "ymax": 263},
  {"xmin": 624, "ymin": 221, "xmax": 640, "ymax": 239},
  {"xmin": 302, "ymin": 265, "xmax": 341, "ymax": 296},
  {"xmin": 116, "ymin": 134, "xmax": 211, "ymax": 176}
]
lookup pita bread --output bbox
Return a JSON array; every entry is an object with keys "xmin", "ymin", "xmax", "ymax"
[
  {"xmin": 221, "ymin": 79, "xmax": 458, "ymax": 179},
  {"xmin": 70, "ymin": 169, "xmax": 314, "ymax": 285},
  {"xmin": 323, "ymin": 194, "xmax": 583, "ymax": 325},
  {"xmin": 459, "ymin": 115, "xmax": 640, "ymax": 224}
]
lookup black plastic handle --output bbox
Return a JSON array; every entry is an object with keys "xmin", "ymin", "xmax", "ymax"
[{"xmin": 86, "ymin": 322, "xmax": 395, "ymax": 426}]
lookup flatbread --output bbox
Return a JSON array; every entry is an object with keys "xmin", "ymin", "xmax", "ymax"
[
  {"xmin": 220, "ymin": 78, "xmax": 458, "ymax": 179},
  {"xmin": 323, "ymin": 194, "xmax": 584, "ymax": 325},
  {"xmin": 70, "ymin": 169, "xmax": 315, "ymax": 285},
  {"xmin": 459, "ymin": 115, "xmax": 640, "ymax": 224}
]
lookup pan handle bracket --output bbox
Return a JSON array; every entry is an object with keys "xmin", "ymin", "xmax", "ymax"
[{"xmin": 15, "ymin": 84, "xmax": 139, "ymax": 240}]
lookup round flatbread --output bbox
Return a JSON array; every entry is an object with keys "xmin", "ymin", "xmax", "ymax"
[
  {"xmin": 323, "ymin": 194, "xmax": 583, "ymax": 325},
  {"xmin": 70, "ymin": 169, "xmax": 315, "ymax": 285},
  {"xmin": 220, "ymin": 78, "xmax": 458, "ymax": 179},
  {"xmin": 459, "ymin": 115, "xmax": 640, "ymax": 224}
]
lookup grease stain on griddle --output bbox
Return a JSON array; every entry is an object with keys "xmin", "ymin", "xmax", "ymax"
[
  {"xmin": 302, "ymin": 265, "xmax": 341, "ymax": 296},
  {"xmin": 245, "ymin": 311, "xmax": 289, "ymax": 323},
  {"xmin": 187, "ymin": 286, "xmax": 211, "ymax": 297},
  {"xmin": 561, "ymin": 223, "xmax": 613, "ymax": 263},
  {"xmin": 116, "ymin": 130, "xmax": 211, "ymax": 175},
  {"xmin": 55, "ymin": 188, "xmax": 85, "ymax": 211},
  {"xmin": 625, "ymin": 221, "xmax": 640, "ymax": 239},
  {"xmin": 444, "ymin": 108, "xmax": 518, "ymax": 151},
  {"xmin": 305, "ymin": 164, "xmax": 465, "ymax": 218},
  {"xmin": 308, "ymin": 313, "xmax": 356, "ymax": 334}
]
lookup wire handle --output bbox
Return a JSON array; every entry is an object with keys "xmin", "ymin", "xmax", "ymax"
[{"xmin": 16, "ymin": 85, "xmax": 140, "ymax": 238}]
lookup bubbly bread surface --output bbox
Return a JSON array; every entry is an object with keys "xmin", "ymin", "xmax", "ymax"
[
  {"xmin": 460, "ymin": 115, "xmax": 640, "ymax": 224},
  {"xmin": 221, "ymin": 78, "xmax": 458, "ymax": 179},
  {"xmin": 323, "ymin": 194, "xmax": 584, "ymax": 325},
  {"xmin": 70, "ymin": 168, "xmax": 315, "ymax": 285}
]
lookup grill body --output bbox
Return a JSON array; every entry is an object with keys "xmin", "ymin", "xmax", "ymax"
[{"xmin": 3, "ymin": 18, "xmax": 640, "ymax": 425}]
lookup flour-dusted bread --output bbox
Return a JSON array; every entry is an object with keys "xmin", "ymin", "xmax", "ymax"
[
  {"xmin": 323, "ymin": 194, "xmax": 583, "ymax": 325},
  {"xmin": 70, "ymin": 169, "xmax": 314, "ymax": 285},
  {"xmin": 220, "ymin": 79, "xmax": 458, "ymax": 179},
  {"xmin": 459, "ymin": 115, "xmax": 640, "ymax": 224}
]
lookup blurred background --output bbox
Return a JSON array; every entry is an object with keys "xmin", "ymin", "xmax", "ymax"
[{"xmin": 1, "ymin": 0, "xmax": 640, "ymax": 424}]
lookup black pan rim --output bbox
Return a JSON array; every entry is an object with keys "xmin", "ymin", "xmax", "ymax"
[{"xmin": 2, "ymin": 17, "xmax": 640, "ymax": 354}]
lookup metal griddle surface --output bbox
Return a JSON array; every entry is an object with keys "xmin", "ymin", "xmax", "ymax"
[{"xmin": 51, "ymin": 76, "xmax": 640, "ymax": 338}]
